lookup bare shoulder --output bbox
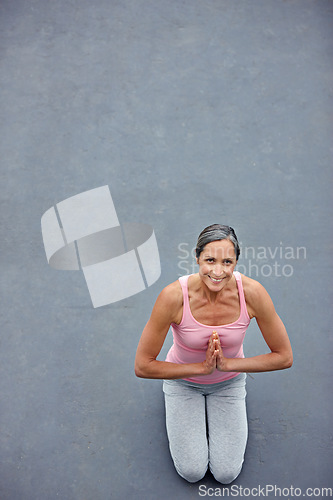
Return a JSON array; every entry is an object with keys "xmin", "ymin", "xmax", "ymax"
[
  {"xmin": 239, "ymin": 273, "xmax": 274, "ymax": 318},
  {"xmin": 152, "ymin": 279, "xmax": 183, "ymax": 324},
  {"xmin": 158, "ymin": 279, "xmax": 183, "ymax": 307},
  {"xmin": 240, "ymin": 273, "xmax": 267, "ymax": 300}
]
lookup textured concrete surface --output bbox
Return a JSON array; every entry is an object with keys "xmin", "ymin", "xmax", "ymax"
[{"xmin": 1, "ymin": 0, "xmax": 332, "ymax": 499}]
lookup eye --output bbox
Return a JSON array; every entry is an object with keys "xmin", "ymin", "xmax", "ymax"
[
  {"xmin": 206, "ymin": 258, "xmax": 214, "ymax": 263},
  {"xmin": 224, "ymin": 260, "xmax": 232, "ymax": 265}
]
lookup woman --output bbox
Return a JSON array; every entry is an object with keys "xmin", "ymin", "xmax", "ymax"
[{"xmin": 135, "ymin": 224, "xmax": 293, "ymax": 484}]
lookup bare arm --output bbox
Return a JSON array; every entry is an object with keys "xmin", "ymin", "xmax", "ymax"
[
  {"xmin": 216, "ymin": 278, "xmax": 293, "ymax": 373},
  {"xmin": 134, "ymin": 282, "xmax": 219, "ymax": 379}
]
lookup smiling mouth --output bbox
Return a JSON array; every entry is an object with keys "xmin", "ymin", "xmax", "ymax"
[{"xmin": 208, "ymin": 276, "xmax": 224, "ymax": 283}]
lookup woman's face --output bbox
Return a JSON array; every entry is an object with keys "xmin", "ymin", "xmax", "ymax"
[{"xmin": 197, "ymin": 239, "xmax": 237, "ymax": 291}]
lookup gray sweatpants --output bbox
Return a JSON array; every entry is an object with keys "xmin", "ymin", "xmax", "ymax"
[{"xmin": 163, "ymin": 373, "xmax": 248, "ymax": 484}]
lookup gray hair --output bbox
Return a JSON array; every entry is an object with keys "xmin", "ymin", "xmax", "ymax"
[{"xmin": 195, "ymin": 224, "xmax": 240, "ymax": 260}]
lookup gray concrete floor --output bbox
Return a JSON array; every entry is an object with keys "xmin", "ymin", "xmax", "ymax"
[{"xmin": 1, "ymin": 0, "xmax": 332, "ymax": 498}]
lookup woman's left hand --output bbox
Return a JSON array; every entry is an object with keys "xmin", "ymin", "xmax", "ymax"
[{"xmin": 213, "ymin": 331, "xmax": 228, "ymax": 372}]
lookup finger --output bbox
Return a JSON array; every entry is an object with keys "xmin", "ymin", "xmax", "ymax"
[
  {"xmin": 212, "ymin": 331, "xmax": 219, "ymax": 342},
  {"xmin": 208, "ymin": 344, "xmax": 215, "ymax": 357}
]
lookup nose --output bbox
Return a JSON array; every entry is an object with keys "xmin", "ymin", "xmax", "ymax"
[{"xmin": 212, "ymin": 264, "xmax": 224, "ymax": 277}]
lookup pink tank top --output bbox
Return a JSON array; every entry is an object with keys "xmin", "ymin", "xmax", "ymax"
[{"xmin": 165, "ymin": 272, "xmax": 251, "ymax": 384}]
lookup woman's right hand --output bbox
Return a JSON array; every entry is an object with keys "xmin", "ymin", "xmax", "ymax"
[{"xmin": 202, "ymin": 331, "xmax": 219, "ymax": 375}]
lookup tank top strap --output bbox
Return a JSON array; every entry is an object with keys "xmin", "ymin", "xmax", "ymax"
[
  {"xmin": 234, "ymin": 271, "xmax": 249, "ymax": 321},
  {"xmin": 178, "ymin": 275, "xmax": 191, "ymax": 321}
]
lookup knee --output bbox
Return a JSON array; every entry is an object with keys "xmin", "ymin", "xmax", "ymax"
[
  {"xmin": 175, "ymin": 461, "xmax": 207, "ymax": 483},
  {"xmin": 210, "ymin": 463, "xmax": 243, "ymax": 484}
]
